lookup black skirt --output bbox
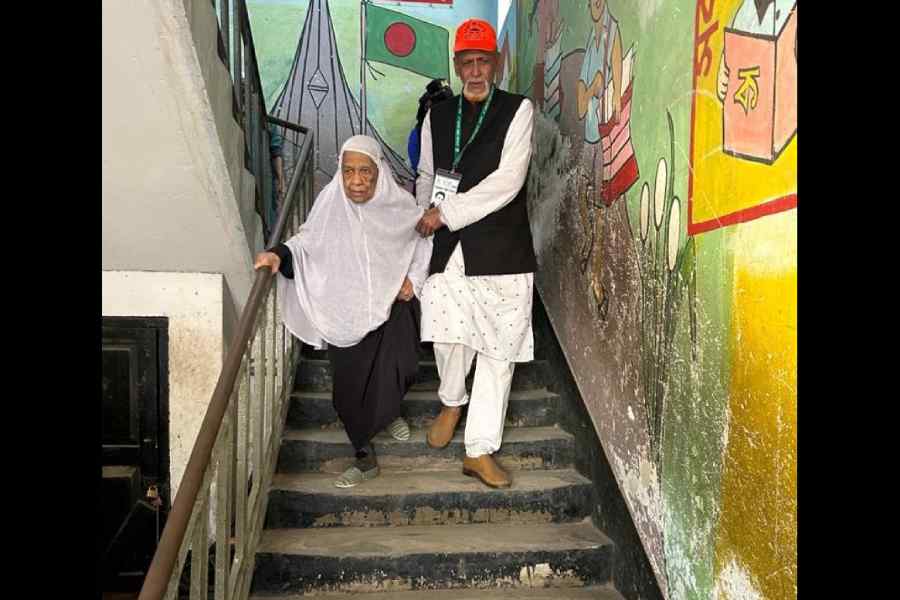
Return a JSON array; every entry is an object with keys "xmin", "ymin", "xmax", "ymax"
[{"xmin": 327, "ymin": 299, "xmax": 421, "ymax": 451}]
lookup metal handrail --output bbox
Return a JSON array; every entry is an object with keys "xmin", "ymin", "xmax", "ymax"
[
  {"xmin": 138, "ymin": 129, "xmax": 314, "ymax": 600},
  {"xmin": 266, "ymin": 115, "xmax": 309, "ymax": 135},
  {"xmin": 137, "ymin": 4, "xmax": 318, "ymax": 595}
]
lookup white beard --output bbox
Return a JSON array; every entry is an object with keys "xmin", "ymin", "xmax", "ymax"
[{"xmin": 463, "ymin": 80, "xmax": 490, "ymax": 102}]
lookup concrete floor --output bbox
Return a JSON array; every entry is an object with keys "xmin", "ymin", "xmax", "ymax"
[{"xmin": 251, "ymin": 584, "xmax": 624, "ymax": 599}]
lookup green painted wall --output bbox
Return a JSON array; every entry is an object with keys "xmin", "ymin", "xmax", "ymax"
[{"xmin": 516, "ymin": 1, "xmax": 796, "ymax": 597}]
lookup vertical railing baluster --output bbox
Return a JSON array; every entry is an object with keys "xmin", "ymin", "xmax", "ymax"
[
  {"xmin": 246, "ymin": 337, "xmax": 257, "ymax": 516},
  {"xmin": 278, "ymin": 282, "xmax": 288, "ymax": 397},
  {"xmin": 263, "ymin": 302, "xmax": 271, "ymax": 459},
  {"xmin": 218, "ymin": 0, "xmax": 229, "ymax": 65},
  {"xmin": 307, "ymin": 156, "xmax": 314, "ymax": 217},
  {"xmin": 299, "ymin": 165, "xmax": 306, "ymax": 221},
  {"xmin": 268, "ymin": 292, "xmax": 277, "ymax": 453},
  {"xmin": 252, "ymin": 324, "xmax": 264, "ymax": 516},
  {"xmin": 226, "ymin": 382, "xmax": 240, "ymax": 597},
  {"xmin": 303, "ymin": 156, "xmax": 308, "ymax": 217},
  {"xmin": 214, "ymin": 415, "xmax": 234, "ymax": 600},
  {"xmin": 232, "ymin": 1, "xmax": 242, "ymax": 112},
  {"xmin": 189, "ymin": 494, "xmax": 209, "ymax": 600},
  {"xmin": 259, "ymin": 302, "xmax": 270, "ymax": 458},
  {"xmin": 234, "ymin": 362, "xmax": 249, "ymax": 566},
  {"xmin": 276, "ymin": 293, "xmax": 283, "ymax": 437},
  {"xmin": 242, "ymin": 39, "xmax": 251, "ymax": 135},
  {"xmin": 163, "ymin": 562, "xmax": 176, "ymax": 600},
  {"xmin": 241, "ymin": 357, "xmax": 255, "ymax": 594},
  {"xmin": 238, "ymin": 557, "xmax": 254, "ymax": 600},
  {"xmin": 271, "ymin": 283, "xmax": 280, "ymax": 415}
]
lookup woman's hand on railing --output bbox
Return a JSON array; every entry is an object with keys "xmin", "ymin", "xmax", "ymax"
[{"xmin": 254, "ymin": 251, "xmax": 281, "ymax": 274}]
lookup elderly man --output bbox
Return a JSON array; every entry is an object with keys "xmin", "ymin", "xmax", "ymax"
[
  {"xmin": 415, "ymin": 18, "xmax": 536, "ymax": 489},
  {"xmin": 256, "ymin": 135, "xmax": 430, "ymax": 488}
]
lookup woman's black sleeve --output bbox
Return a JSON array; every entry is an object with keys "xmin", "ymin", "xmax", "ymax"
[{"xmin": 268, "ymin": 243, "xmax": 295, "ymax": 279}]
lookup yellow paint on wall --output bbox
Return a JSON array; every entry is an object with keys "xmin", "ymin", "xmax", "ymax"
[{"xmin": 715, "ymin": 209, "xmax": 796, "ymax": 599}]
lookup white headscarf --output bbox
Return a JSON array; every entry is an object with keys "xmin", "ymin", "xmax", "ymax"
[{"xmin": 277, "ymin": 135, "xmax": 425, "ymax": 348}]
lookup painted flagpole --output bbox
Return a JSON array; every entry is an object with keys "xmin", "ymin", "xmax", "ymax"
[{"xmin": 360, "ymin": 0, "xmax": 367, "ymax": 135}]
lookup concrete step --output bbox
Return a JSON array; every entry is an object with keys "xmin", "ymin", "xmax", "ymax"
[
  {"xmin": 294, "ymin": 357, "xmax": 549, "ymax": 393},
  {"xmin": 265, "ymin": 468, "xmax": 593, "ymax": 528},
  {"xmin": 286, "ymin": 387, "xmax": 559, "ymax": 429},
  {"xmin": 301, "ymin": 346, "xmax": 433, "ymax": 361},
  {"xmin": 276, "ymin": 426, "xmax": 576, "ymax": 474},
  {"xmin": 251, "ymin": 519, "xmax": 613, "ymax": 595},
  {"xmin": 250, "ymin": 584, "xmax": 625, "ymax": 599}
]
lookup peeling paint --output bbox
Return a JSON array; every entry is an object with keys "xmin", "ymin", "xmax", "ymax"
[
  {"xmin": 713, "ymin": 556, "xmax": 764, "ymax": 600},
  {"xmin": 519, "ymin": 563, "xmax": 585, "ymax": 588},
  {"xmin": 527, "ymin": 111, "xmax": 576, "ymax": 263}
]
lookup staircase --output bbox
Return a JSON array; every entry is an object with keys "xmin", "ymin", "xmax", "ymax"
[{"xmin": 249, "ymin": 342, "xmax": 626, "ymax": 599}]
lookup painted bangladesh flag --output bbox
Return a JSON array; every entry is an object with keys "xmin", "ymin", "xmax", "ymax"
[{"xmin": 365, "ymin": 3, "xmax": 449, "ymax": 79}]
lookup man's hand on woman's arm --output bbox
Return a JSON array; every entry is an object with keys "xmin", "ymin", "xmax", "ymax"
[{"xmin": 397, "ymin": 277, "xmax": 414, "ymax": 302}]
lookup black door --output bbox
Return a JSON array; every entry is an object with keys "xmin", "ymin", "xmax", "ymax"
[{"xmin": 101, "ymin": 317, "xmax": 169, "ymax": 592}]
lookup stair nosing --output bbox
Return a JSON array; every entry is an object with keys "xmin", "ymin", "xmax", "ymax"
[
  {"xmin": 249, "ymin": 585, "xmax": 623, "ymax": 600},
  {"xmin": 256, "ymin": 519, "xmax": 611, "ymax": 557},
  {"xmin": 270, "ymin": 467, "xmax": 592, "ymax": 494},
  {"xmin": 290, "ymin": 387, "xmax": 559, "ymax": 401},
  {"xmin": 300, "ymin": 357, "xmax": 550, "ymax": 365},
  {"xmin": 281, "ymin": 425, "xmax": 572, "ymax": 443}
]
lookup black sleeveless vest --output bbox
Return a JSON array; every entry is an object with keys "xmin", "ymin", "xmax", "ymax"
[{"xmin": 426, "ymin": 88, "xmax": 537, "ymax": 276}]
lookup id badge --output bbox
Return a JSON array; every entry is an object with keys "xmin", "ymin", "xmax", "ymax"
[{"xmin": 431, "ymin": 169, "xmax": 461, "ymax": 207}]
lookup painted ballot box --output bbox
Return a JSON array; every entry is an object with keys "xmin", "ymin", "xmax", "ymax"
[{"xmin": 723, "ymin": 5, "xmax": 796, "ymax": 164}]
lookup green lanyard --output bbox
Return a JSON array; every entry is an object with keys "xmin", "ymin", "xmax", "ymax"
[{"xmin": 452, "ymin": 85, "xmax": 495, "ymax": 172}]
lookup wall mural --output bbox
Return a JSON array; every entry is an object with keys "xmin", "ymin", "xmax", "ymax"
[
  {"xmin": 248, "ymin": 0, "xmax": 496, "ymax": 193},
  {"xmin": 690, "ymin": 0, "xmax": 797, "ymax": 234},
  {"xmin": 497, "ymin": 1, "xmax": 517, "ymax": 93},
  {"xmin": 517, "ymin": 0, "xmax": 796, "ymax": 598}
]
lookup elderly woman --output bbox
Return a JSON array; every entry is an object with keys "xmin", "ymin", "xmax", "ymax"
[{"xmin": 254, "ymin": 135, "xmax": 432, "ymax": 488}]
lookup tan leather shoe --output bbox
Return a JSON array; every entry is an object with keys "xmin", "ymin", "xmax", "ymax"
[
  {"xmin": 426, "ymin": 406, "xmax": 462, "ymax": 448},
  {"xmin": 462, "ymin": 454, "xmax": 511, "ymax": 488}
]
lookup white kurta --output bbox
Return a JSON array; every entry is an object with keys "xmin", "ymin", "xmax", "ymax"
[
  {"xmin": 416, "ymin": 97, "xmax": 535, "ymax": 363},
  {"xmin": 421, "ymin": 245, "xmax": 534, "ymax": 362}
]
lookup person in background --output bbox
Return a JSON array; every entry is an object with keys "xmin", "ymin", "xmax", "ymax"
[
  {"xmin": 268, "ymin": 122, "xmax": 287, "ymax": 237},
  {"xmin": 408, "ymin": 79, "xmax": 454, "ymax": 178}
]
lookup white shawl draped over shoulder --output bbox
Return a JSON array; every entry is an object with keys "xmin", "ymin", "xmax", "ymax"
[{"xmin": 277, "ymin": 135, "xmax": 431, "ymax": 348}]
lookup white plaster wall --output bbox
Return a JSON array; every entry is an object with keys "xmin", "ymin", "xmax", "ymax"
[
  {"xmin": 102, "ymin": 0, "xmax": 262, "ymax": 313},
  {"xmin": 103, "ymin": 270, "xmax": 233, "ymax": 500}
]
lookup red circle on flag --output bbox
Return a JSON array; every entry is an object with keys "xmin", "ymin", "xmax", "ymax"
[{"xmin": 384, "ymin": 22, "xmax": 416, "ymax": 57}]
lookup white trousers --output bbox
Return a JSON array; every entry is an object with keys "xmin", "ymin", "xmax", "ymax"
[{"xmin": 433, "ymin": 342, "xmax": 515, "ymax": 458}]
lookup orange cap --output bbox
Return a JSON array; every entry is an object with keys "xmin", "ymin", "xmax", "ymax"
[{"xmin": 454, "ymin": 19, "xmax": 497, "ymax": 54}]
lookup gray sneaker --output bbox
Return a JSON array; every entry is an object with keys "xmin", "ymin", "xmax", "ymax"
[
  {"xmin": 334, "ymin": 463, "xmax": 379, "ymax": 488},
  {"xmin": 387, "ymin": 416, "xmax": 410, "ymax": 441}
]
